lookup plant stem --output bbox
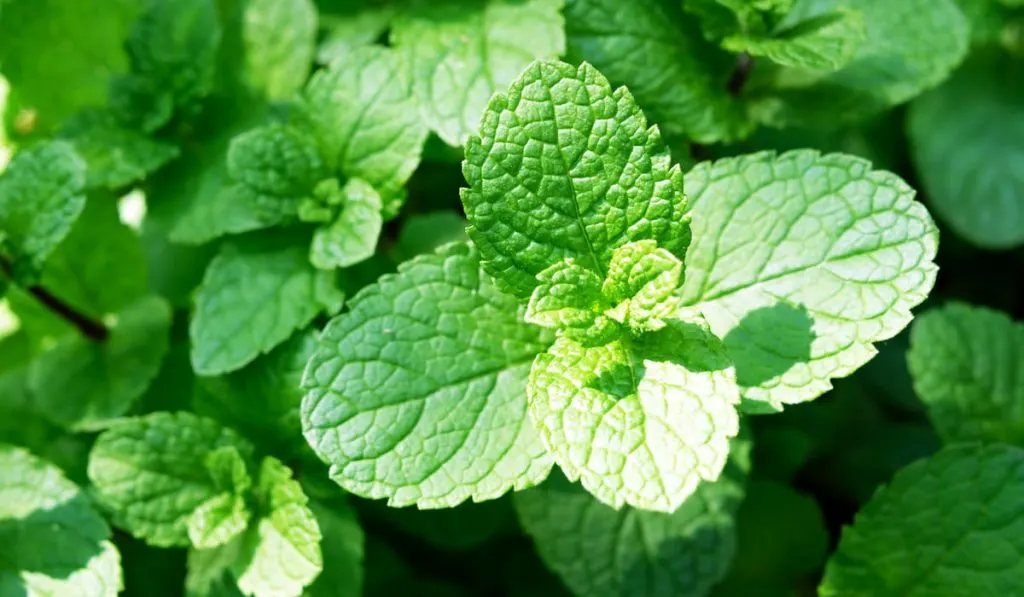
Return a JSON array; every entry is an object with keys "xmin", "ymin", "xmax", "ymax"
[
  {"xmin": 727, "ymin": 52, "xmax": 753, "ymax": 96},
  {"xmin": 0, "ymin": 258, "xmax": 109, "ymax": 342}
]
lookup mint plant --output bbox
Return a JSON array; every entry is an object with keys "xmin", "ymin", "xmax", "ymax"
[{"xmin": 2, "ymin": 0, "xmax": 1023, "ymax": 596}]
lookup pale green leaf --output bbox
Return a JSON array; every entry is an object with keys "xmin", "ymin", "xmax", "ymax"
[
  {"xmin": 243, "ymin": 0, "xmax": 317, "ymax": 99},
  {"xmin": 392, "ymin": 0, "xmax": 566, "ymax": 147},
  {"xmin": 723, "ymin": 9, "xmax": 866, "ymax": 71},
  {"xmin": 297, "ymin": 45, "xmax": 427, "ymax": 199},
  {"xmin": 602, "ymin": 240, "xmax": 683, "ymax": 333},
  {"xmin": 232, "ymin": 457, "xmax": 322, "ymax": 597},
  {"xmin": 190, "ymin": 234, "xmax": 344, "ymax": 375},
  {"xmin": 461, "ymin": 60, "xmax": 690, "ymax": 298},
  {"xmin": 302, "ymin": 242, "xmax": 555, "ymax": 508},
  {"xmin": 526, "ymin": 259, "xmax": 604, "ymax": 331},
  {"xmin": 0, "ymin": 141, "xmax": 86, "ymax": 283},
  {"xmin": 908, "ymin": 50, "xmax": 1024, "ymax": 249},
  {"xmin": 907, "ymin": 303, "xmax": 1024, "ymax": 445},
  {"xmin": 820, "ymin": 443, "xmax": 1024, "ymax": 596},
  {"xmin": 309, "ymin": 178, "xmax": 383, "ymax": 270},
  {"xmin": 188, "ymin": 493, "xmax": 250, "ymax": 550},
  {"xmin": 682, "ymin": 150, "xmax": 938, "ymax": 409},
  {"xmin": 528, "ymin": 313, "xmax": 740, "ymax": 511},
  {"xmin": 28, "ymin": 295, "xmax": 171, "ymax": 431},
  {"xmin": 0, "ymin": 444, "xmax": 122, "ymax": 597},
  {"xmin": 88, "ymin": 412, "xmax": 256, "ymax": 547},
  {"xmin": 565, "ymin": 0, "xmax": 752, "ymax": 144}
]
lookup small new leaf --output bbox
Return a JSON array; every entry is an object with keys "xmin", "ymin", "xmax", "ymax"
[
  {"xmin": 602, "ymin": 240, "xmax": 683, "ymax": 333},
  {"xmin": 525, "ymin": 259, "xmax": 604, "ymax": 331},
  {"xmin": 188, "ymin": 493, "xmax": 250, "ymax": 550},
  {"xmin": 309, "ymin": 178, "xmax": 383, "ymax": 270}
]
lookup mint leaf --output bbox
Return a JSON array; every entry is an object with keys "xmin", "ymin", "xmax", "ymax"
[
  {"xmin": 190, "ymin": 234, "xmax": 344, "ymax": 376},
  {"xmin": 681, "ymin": 150, "xmax": 938, "ymax": 409},
  {"xmin": 309, "ymin": 178, "xmax": 383, "ymax": 269},
  {"xmin": 302, "ymin": 242, "xmax": 555, "ymax": 508},
  {"xmin": 88, "ymin": 412, "xmax": 256, "ymax": 547},
  {"xmin": 908, "ymin": 51, "xmax": 1024, "ymax": 249},
  {"xmin": 0, "ymin": 444, "xmax": 122, "ymax": 597},
  {"xmin": 391, "ymin": 0, "xmax": 566, "ymax": 147},
  {"xmin": 306, "ymin": 499, "xmax": 363, "ymax": 597},
  {"xmin": 232, "ymin": 457, "xmax": 322, "ymax": 597},
  {"xmin": 188, "ymin": 493, "xmax": 250, "ymax": 550},
  {"xmin": 28, "ymin": 295, "xmax": 172, "ymax": 431},
  {"xmin": 0, "ymin": 141, "xmax": 86, "ymax": 283},
  {"xmin": 316, "ymin": 2, "xmax": 394, "ymax": 65},
  {"xmin": 525, "ymin": 259, "xmax": 604, "ymax": 331},
  {"xmin": 388, "ymin": 211, "xmax": 468, "ymax": 263},
  {"xmin": 515, "ymin": 456, "xmax": 747, "ymax": 597},
  {"xmin": 907, "ymin": 303, "xmax": 1024, "ymax": 445},
  {"xmin": 820, "ymin": 443, "xmax": 1024, "ymax": 596},
  {"xmin": 602, "ymin": 240, "xmax": 683, "ymax": 333},
  {"xmin": 528, "ymin": 313, "xmax": 740, "ymax": 511},
  {"xmin": 723, "ymin": 8, "xmax": 866, "ymax": 71},
  {"xmin": 297, "ymin": 45, "xmax": 427, "ymax": 200},
  {"xmin": 242, "ymin": 0, "xmax": 318, "ymax": 100},
  {"xmin": 461, "ymin": 60, "xmax": 690, "ymax": 298},
  {"xmin": 564, "ymin": 0, "xmax": 752, "ymax": 145}
]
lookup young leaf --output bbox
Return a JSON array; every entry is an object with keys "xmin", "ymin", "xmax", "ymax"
[
  {"xmin": 908, "ymin": 50, "xmax": 1024, "ymax": 249},
  {"xmin": 309, "ymin": 178, "xmax": 383, "ymax": 270},
  {"xmin": 461, "ymin": 60, "xmax": 690, "ymax": 298},
  {"xmin": 232, "ymin": 457, "xmax": 322, "ymax": 597},
  {"xmin": 0, "ymin": 141, "xmax": 86, "ymax": 283},
  {"xmin": 820, "ymin": 443, "xmax": 1024, "ymax": 596},
  {"xmin": 564, "ymin": 0, "xmax": 752, "ymax": 145},
  {"xmin": 296, "ymin": 45, "xmax": 428, "ymax": 200},
  {"xmin": 242, "ymin": 0, "xmax": 318, "ymax": 100},
  {"xmin": 601, "ymin": 240, "xmax": 683, "ymax": 333},
  {"xmin": 722, "ymin": 8, "xmax": 866, "ymax": 71},
  {"xmin": 28, "ymin": 295, "xmax": 172, "ymax": 431},
  {"xmin": 88, "ymin": 412, "xmax": 256, "ymax": 547},
  {"xmin": 907, "ymin": 303, "xmax": 1024, "ymax": 445},
  {"xmin": 528, "ymin": 313, "xmax": 740, "ymax": 511},
  {"xmin": 0, "ymin": 444, "xmax": 122, "ymax": 597},
  {"xmin": 525, "ymin": 259, "xmax": 605, "ymax": 331},
  {"xmin": 302, "ymin": 242, "xmax": 555, "ymax": 508},
  {"xmin": 188, "ymin": 493, "xmax": 250, "ymax": 550},
  {"xmin": 190, "ymin": 234, "xmax": 344, "ymax": 376},
  {"xmin": 514, "ymin": 457, "xmax": 747, "ymax": 597},
  {"xmin": 391, "ymin": 0, "xmax": 566, "ymax": 147},
  {"xmin": 681, "ymin": 150, "xmax": 938, "ymax": 409}
]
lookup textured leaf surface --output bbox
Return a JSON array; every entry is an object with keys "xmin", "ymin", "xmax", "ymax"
[
  {"xmin": 0, "ymin": 142, "xmax": 86, "ymax": 283},
  {"xmin": 907, "ymin": 303, "xmax": 1024, "ymax": 445},
  {"xmin": 723, "ymin": 9, "xmax": 865, "ymax": 71},
  {"xmin": 528, "ymin": 314, "xmax": 739, "ymax": 511},
  {"xmin": 190, "ymin": 235, "xmax": 344, "ymax": 375},
  {"xmin": 243, "ymin": 0, "xmax": 317, "ymax": 99},
  {"xmin": 820, "ymin": 443, "xmax": 1024, "ymax": 596},
  {"xmin": 0, "ymin": 444, "xmax": 122, "ymax": 597},
  {"xmin": 515, "ymin": 460, "xmax": 746, "ymax": 597},
  {"xmin": 461, "ymin": 60, "xmax": 690, "ymax": 298},
  {"xmin": 564, "ymin": 0, "xmax": 751, "ymax": 144},
  {"xmin": 88, "ymin": 412, "xmax": 255, "ymax": 547},
  {"xmin": 391, "ymin": 0, "xmax": 566, "ymax": 147},
  {"xmin": 187, "ymin": 493, "xmax": 249, "ymax": 550},
  {"xmin": 302, "ymin": 242, "xmax": 555, "ymax": 508},
  {"xmin": 908, "ymin": 51, "xmax": 1024, "ymax": 249},
  {"xmin": 309, "ymin": 178, "xmax": 382, "ymax": 270},
  {"xmin": 297, "ymin": 45, "xmax": 427, "ymax": 199},
  {"xmin": 29, "ymin": 295, "xmax": 172, "ymax": 431},
  {"xmin": 232, "ymin": 458, "xmax": 322, "ymax": 597},
  {"xmin": 59, "ymin": 110, "xmax": 179, "ymax": 190},
  {"xmin": 681, "ymin": 150, "xmax": 938, "ymax": 408}
]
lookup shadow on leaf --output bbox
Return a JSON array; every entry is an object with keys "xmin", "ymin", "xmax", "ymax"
[{"xmin": 723, "ymin": 302, "xmax": 815, "ymax": 390}]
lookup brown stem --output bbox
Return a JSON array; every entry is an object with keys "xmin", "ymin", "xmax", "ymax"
[{"xmin": 1, "ymin": 258, "xmax": 109, "ymax": 342}]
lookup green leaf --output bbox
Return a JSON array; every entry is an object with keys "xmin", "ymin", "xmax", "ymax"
[
  {"xmin": 951, "ymin": 0, "xmax": 1016, "ymax": 45},
  {"xmin": 232, "ymin": 457, "xmax": 322, "ymax": 597},
  {"xmin": 188, "ymin": 493, "xmax": 250, "ymax": 550},
  {"xmin": 388, "ymin": 211, "xmax": 468, "ymax": 263},
  {"xmin": 242, "ymin": 0, "xmax": 318, "ymax": 100},
  {"xmin": 564, "ymin": 0, "xmax": 752, "ymax": 145},
  {"xmin": 58, "ymin": 110, "xmax": 180, "ymax": 191},
  {"xmin": 820, "ymin": 443, "xmax": 1024, "ymax": 596},
  {"xmin": 0, "ymin": 141, "xmax": 86, "ymax": 283},
  {"xmin": 316, "ymin": 2, "xmax": 394, "ymax": 65},
  {"xmin": 908, "ymin": 50, "xmax": 1024, "ymax": 249},
  {"xmin": 684, "ymin": 0, "xmax": 795, "ymax": 39},
  {"xmin": 723, "ymin": 9, "xmax": 866, "ymax": 71},
  {"xmin": 602, "ymin": 240, "xmax": 683, "ymax": 333},
  {"xmin": 302, "ymin": 242, "xmax": 555, "ymax": 508},
  {"xmin": 461, "ymin": 60, "xmax": 690, "ymax": 298},
  {"xmin": 110, "ymin": 0, "xmax": 222, "ymax": 132},
  {"xmin": 907, "ymin": 303, "xmax": 1024, "ymax": 445},
  {"xmin": 296, "ymin": 45, "xmax": 428, "ymax": 199},
  {"xmin": 195, "ymin": 330, "xmax": 316, "ymax": 460},
  {"xmin": 0, "ymin": 444, "xmax": 122, "ymax": 597},
  {"xmin": 750, "ymin": 0, "xmax": 969, "ymax": 127},
  {"xmin": 514, "ymin": 458, "xmax": 747, "ymax": 597},
  {"xmin": 391, "ymin": 0, "xmax": 566, "ymax": 147},
  {"xmin": 305, "ymin": 498, "xmax": 363, "ymax": 597},
  {"xmin": 185, "ymin": 541, "xmax": 244, "ymax": 597},
  {"xmin": 190, "ymin": 234, "xmax": 344, "ymax": 375},
  {"xmin": 0, "ymin": 0, "xmax": 138, "ymax": 135},
  {"xmin": 528, "ymin": 312, "xmax": 740, "ymax": 511},
  {"xmin": 88, "ymin": 411, "xmax": 256, "ymax": 548},
  {"xmin": 28, "ymin": 295, "xmax": 172, "ymax": 431},
  {"xmin": 309, "ymin": 178, "xmax": 383, "ymax": 270},
  {"xmin": 525, "ymin": 259, "xmax": 604, "ymax": 331},
  {"xmin": 681, "ymin": 150, "xmax": 938, "ymax": 409}
]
